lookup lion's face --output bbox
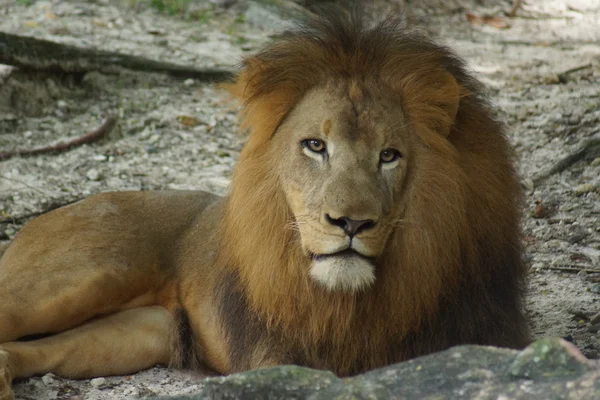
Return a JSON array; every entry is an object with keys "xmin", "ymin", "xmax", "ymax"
[{"xmin": 272, "ymin": 81, "xmax": 411, "ymax": 293}]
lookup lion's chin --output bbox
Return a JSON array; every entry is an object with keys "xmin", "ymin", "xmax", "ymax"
[{"xmin": 309, "ymin": 253, "xmax": 375, "ymax": 293}]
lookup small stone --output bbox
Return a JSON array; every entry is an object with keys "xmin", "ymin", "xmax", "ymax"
[
  {"xmin": 23, "ymin": 130, "xmax": 32, "ymax": 138},
  {"xmin": 573, "ymin": 183, "xmax": 595, "ymax": 195},
  {"xmin": 521, "ymin": 178, "xmax": 535, "ymax": 192},
  {"xmin": 90, "ymin": 377, "xmax": 106, "ymax": 388},
  {"xmin": 145, "ymin": 144, "xmax": 159, "ymax": 154},
  {"xmin": 567, "ymin": 232, "xmax": 587, "ymax": 244},
  {"xmin": 591, "ymin": 313, "xmax": 600, "ymax": 324},
  {"xmin": 41, "ymin": 373, "xmax": 56, "ymax": 385},
  {"xmin": 184, "ymin": 78, "xmax": 195, "ymax": 86},
  {"xmin": 57, "ymin": 100, "xmax": 68, "ymax": 109},
  {"xmin": 531, "ymin": 262, "xmax": 546, "ymax": 270},
  {"xmin": 587, "ymin": 324, "xmax": 600, "ymax": 333},
  {"xmin": 86, "ymin": 169, "xmax": 101, "ymax": 181},
  {"xmin": 591, "ymin": 157, "xmax": 600, "ymax": 167},
  {"xmin": 92, "ymin": 154, "xmax": 107, "ymax": 161}
]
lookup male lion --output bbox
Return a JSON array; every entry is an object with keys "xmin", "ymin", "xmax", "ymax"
[{"xmin": 0, "ymin": 10, "xmax": 530, "ymax": 400}]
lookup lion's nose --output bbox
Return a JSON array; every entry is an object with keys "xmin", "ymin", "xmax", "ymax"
[{"xmin": 325, "ymin": 214, "xmax": 376, "ymax": 237}]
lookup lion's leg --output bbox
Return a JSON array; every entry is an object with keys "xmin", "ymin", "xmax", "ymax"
[
  {"xmin": 0, "ymin": 214, "xmax": 173, "ymax": 343},
  {"xmin": 0, "ymin": 306, "xmax": 171, "ymax": 392},
  {"xmin": 0, "ymin": 258, "xmax": 167, "ymax": 343}
]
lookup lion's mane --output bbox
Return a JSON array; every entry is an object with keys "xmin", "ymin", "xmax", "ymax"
[{"xmin": 214, "ymin": 9, "xmax": 530, "ymax": 376}]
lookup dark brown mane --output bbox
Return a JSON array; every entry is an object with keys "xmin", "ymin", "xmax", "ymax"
[{"xmin": 215, "ymin": 7, "xmax": 530, "ymax": 376}]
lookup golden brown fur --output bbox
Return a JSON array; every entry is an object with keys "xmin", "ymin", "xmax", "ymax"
[
  {"xmin": 214, "ymin": 9, "xmax": 529, "ymax": 375},
  {"xmin": 0, "ymin": 8, "xmax": 529, "ymax": 399}
]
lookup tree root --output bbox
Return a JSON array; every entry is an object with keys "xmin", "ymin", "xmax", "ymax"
[{"xmin": 0, "ymin": 115, "xmax": 118, "ymax": 161}]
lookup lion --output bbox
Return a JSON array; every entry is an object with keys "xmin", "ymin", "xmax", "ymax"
[{"xmin": 0, "ymin": 9, "xmax": 530, "ymax": 400}]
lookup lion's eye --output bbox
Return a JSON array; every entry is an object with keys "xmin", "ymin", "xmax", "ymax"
[
  {"xmin": 380, "ymin": 148, "xmax": 402, "ymax": 164},
  {"xmin": 301, "ymin": 139, "xmax": 327, "ymax": 154}
]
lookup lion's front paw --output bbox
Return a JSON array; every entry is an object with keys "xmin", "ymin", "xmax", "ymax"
[{"xmin": 0, "ymin": 349, "xmax": 15, "ymax": 400}]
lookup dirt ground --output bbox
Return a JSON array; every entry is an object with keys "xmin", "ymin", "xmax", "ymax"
[{"xmin": 0, "ymin": 0, "xmax": 598, "ymax": 399}]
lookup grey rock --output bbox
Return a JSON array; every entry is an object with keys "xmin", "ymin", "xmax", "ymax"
[
  {"xmin": 147, "ymin": 337, "xmax": 599, "ymax": 400},
  {"xmin": 90, "ymin": 377, "xmax": 107, "ymax": 388}
]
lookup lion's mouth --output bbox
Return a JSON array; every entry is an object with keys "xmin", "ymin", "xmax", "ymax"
[{"xmin": 312, "ymin": 249, "xmax": 375, "ymax": 265}]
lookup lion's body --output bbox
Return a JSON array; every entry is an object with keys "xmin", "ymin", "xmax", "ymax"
[{"xmin": 0, "ymin": 9, "xmax": 529, "ymax": 400}]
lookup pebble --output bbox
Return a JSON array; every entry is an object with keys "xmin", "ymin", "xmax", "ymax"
[
  {"xmin": 184, "ymin": 78, "xmax": 195, "ymax": 86},
  {"xmin": 591, "ymin": 157, "xmax": 600, "ymax": 167},
  {"xmin": 90, "ymin": 377, "xmax": 106, "ymax": 387},
  {"xmin": 587, "ymin": 324, "xmax": 600, "ymax": 333},
  {"xmin": 41, "ymin": 373, "xmax": 56, "ymax": 385},
  {"xmin": 86, "ymin": 168, "xmax": 102, "ymax": 181},
  {"xmin": 531, "ymin": 263, "xmax": 546, "ymax": 270},
  {"xmin": 521, "ymin": 178, "xmax": 535, "ymax": 193},
  {"xmin": 57, "ymin": 100, "xmax": 68, "ymax": 108},
  {"xmin": 573, "ymin": 183, "xmax": 595, "ymax": 195}
]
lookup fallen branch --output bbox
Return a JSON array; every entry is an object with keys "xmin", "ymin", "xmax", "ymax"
[
  {"xmin": 0, "ymin": 115, "xmax": 118, "ymax": 161},
  {"xmin": 533, "ymin": 133, "xmax": 600, "ymax": 186},
  {"xmin": 532, "ymin": 264, "xmax": 600, "ymax": 274},
  {"xmin": 0, "ymin": 32, "xmax": 233, "ymax": 81}
]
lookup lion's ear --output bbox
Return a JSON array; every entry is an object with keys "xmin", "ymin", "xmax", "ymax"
[{"xmin": 397, "ymin": 70, "xmax": 462, "ymax": 137}]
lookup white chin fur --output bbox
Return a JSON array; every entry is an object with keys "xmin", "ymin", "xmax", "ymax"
[{"xmin": 309, "ymin": 255, "xmax": 375, "ymax": 292}]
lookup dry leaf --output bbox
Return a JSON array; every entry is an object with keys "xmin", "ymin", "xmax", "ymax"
[
  {"xmin": 176, "ymin": 115, "xmax": 200, "ymax": 127},
  {"xmin": 465, "ymin": 12, "xmax": 510, "ymax": 30}
]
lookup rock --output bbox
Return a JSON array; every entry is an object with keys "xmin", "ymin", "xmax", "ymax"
[
  {"xmin": 90, "ymin": 377, "xmax": 106, "ymax": 388},
  {"xmin": 86, "ymin": 168, "xmax": 102, "ymax": 181},
  {"xmin": 41, "ymin": 373, "xmax": 56, "ymax": 386},
  {"xmin": 92, "ymin": 154, "xmax": 107, "ymax": 161},
  {"xmin": 587, "ymin": 324, "xmax": 600, "ymax": 333},
  {"xmin": 509, "ymin": 338, "xmax": 591, "ymax": 379},
  {"xmin": 146, "ymin": 338, "xmax": 599, "ymax": 400},
  {"xmin": 573, "ymin": 183, "xmax": 595, "ymax": 195}
]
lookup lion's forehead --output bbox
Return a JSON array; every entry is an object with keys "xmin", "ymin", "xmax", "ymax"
[{"xmin": 293, "ymin": 83, "xmax": 408, "ymax": 147}]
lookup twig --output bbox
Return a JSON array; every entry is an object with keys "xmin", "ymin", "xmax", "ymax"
[
  {"xmin": 532, "ymin": 133, "xmax": 600, "ymax": 185},
  {"xmin": 0, "ymin": 32, "xmax": 233, "ymax": 81},
  {"xmin": 0, "ymin": 115, "xmax": 118, "ymax": 161},
  {"xmin": 508, "ymin": 0, "xmax": 523, "ymax": 17},
  {"xmin": 557, "ymin": 63, "xmax": 593, "ymax": 83},
  {"xmin": 532, "ymin": 265, "xmax": 600, "ymax": 274}
]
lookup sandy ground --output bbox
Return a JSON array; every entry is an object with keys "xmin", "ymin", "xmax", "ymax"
[{"xmin": 0, "ymin": 0, "xmax": 599, "ymax": 399}]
